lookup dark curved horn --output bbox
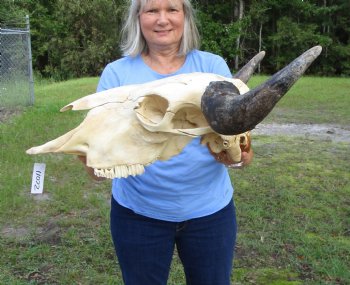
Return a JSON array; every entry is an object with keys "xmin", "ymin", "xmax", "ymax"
[
  {"xmin": 233, "ymin": 51, "xmax": 266, "ymax": 83},
  {"xmin": 201, "ymin": 46, "xmax": 322, "ymax": 135}
]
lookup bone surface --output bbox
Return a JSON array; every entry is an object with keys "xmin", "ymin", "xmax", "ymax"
[{"xmin": 26, "ymin": 73, "xmax": 250, "ymax": 179}]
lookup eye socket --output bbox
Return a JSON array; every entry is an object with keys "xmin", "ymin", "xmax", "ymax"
[
  {"xmin": 135, "ymin": 94, "xmax": 207, "ymax": 131},
  {"xmin": 135, "ymin": 95, "xmax": 169, "ymax": 125}
]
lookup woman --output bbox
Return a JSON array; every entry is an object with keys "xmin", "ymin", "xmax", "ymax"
[{"xmin": 84, "ymin": 0, "xmax": 253, "ymax": 284}]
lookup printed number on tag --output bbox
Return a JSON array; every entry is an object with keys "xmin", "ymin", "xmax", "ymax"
[{"xmin": 31, "ymin": 163, "xmax": 46, "ymax": 194}]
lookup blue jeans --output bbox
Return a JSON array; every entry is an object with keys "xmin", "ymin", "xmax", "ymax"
[{"xmin": 110, "ymin": 197, "xmax": 237, "ymax": 285}]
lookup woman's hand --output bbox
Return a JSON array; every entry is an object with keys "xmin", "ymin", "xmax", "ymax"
[
  {"xmin": 77, "ymin": 155, "xmax": 87, "ymax": 164},
  {"xmin": 210, "ymin": 148, "xmax": 253, "ymax": 169},
  {"xmin": 240, "ymin": 148, "xmax": 254, "ymax": 167}
]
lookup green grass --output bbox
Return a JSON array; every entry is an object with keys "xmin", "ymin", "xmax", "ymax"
[
  {"xmin": 248, "ymin": 76, "xmax": 350, "ymax": 126},
  {"xmin": 0, "ymin": 76, "xmax": 349, "ymax": 284},
  {"xmin": 0, "ymin": 76, "xmax": 33, "ymax": 107},
  {"xmin": 232, "ymin": 136, "xmax": 349, "ymax": 284}
]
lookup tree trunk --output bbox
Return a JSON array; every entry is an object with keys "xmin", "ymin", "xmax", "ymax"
[
  {"xmin": 234, "ymin": 0, "xmax": 244, "ymax": 71},
  {"xmin": 258, "ymin": 22, "xmax": 262, "ymax": 73}
]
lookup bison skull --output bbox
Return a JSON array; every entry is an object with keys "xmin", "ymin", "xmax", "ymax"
[{"xmin": 26, "ymin": 46, "xmax": 322, "ymax": 179}]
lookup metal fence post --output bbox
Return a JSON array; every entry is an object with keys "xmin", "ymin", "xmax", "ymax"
[{"xmin": 26, "ymin": 15, "xmax": 35, "ymax": 105}]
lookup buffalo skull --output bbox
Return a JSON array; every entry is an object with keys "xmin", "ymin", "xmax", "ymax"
[{"xmin": 26, "ymin": 46, "xmax": 322, "ymax": 179}]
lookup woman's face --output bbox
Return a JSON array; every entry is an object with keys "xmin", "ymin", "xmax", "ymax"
[{"xmin": 139, "ymin": 0, "xmax": 185, "ymax": 52}]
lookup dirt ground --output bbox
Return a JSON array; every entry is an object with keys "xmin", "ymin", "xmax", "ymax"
[
  {"xmin": 0, "ymin": 107, "xmax": 23, "ymax": 123},
  {"xmin": 253, "ymin": 123, "xmax": 350, "ymax": 143}
]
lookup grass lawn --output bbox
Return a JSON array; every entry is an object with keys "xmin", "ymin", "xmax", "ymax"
[{"xmin": 0, "ymin": 76, "xmax": 349, "ymax": 284}]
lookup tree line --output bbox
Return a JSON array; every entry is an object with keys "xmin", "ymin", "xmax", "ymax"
[{"xmin": 1, "ymin": 0, "xmax": 349, "ymax": 80}]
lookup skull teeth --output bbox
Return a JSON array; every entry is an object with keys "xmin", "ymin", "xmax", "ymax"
[{"xmin": 93, "ymin": 164, "xmax": 145, "ymax": 179}]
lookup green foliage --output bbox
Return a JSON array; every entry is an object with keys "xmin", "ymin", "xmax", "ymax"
[
  {"xmin": 197, "ymin": 10, "xmax": 241, "ymax": 63},
  {"xmin": 266, "ymin": 16, "xmax": 332, "ymax": 71},
  {"xmin": 1, "ymin": 0, "xmax": 349, "ymax": 78},
  {"xmin": 0, "ymin": 0, "xmax": 27, "ymax": 25},
  {"xmin": 1, "ymin": 0, "xmax": 124, "ymax": 80},
  {"xmin": 44, "ymin": 0, "xmax": 124, "ymax": 80}
]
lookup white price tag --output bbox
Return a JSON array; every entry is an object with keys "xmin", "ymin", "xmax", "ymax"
[{"xmin": 30, "ymin": 163, "xmax": 46, "ymax": 194}]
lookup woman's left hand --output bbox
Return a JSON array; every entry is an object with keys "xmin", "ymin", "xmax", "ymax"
[
  {"xmin": 240, "ymin": 148, "xmax": 254, "ymax": 167},
  {"xmin": 210, "ymin": 148, "xmax": 253, "ymax": 169}
]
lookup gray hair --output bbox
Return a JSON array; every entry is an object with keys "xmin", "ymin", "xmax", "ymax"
[{"xmin": 120, "ymin": 0, "xmax": 200, "ymax": 57}]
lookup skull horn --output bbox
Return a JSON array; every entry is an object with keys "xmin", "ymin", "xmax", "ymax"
[
  {"xmin": 201, "ymin": 45, "xmax": 322, "ymax": 135},
  {"xmin": 233, "ymin": 51, "xmax": 266, "ymax": 83}
]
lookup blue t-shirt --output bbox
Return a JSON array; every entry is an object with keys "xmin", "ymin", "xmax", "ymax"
[{"xmin": 97, "ymin": 50, "xmax": 234, "ymax": 222}]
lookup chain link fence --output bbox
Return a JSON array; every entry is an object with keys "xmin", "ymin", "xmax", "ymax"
[{"xmin": 0, "ymin": 15, "xmax": 34, "ymax": 108}]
